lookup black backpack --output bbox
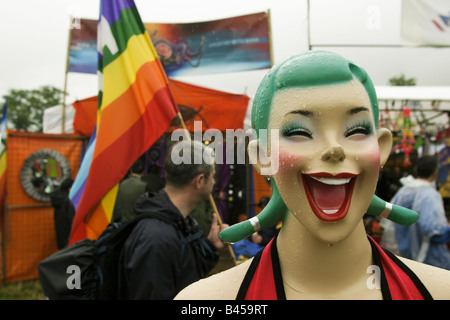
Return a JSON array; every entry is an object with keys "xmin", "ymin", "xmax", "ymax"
[{"xmin": 38, "ymin": 212, "xmax": 200, "ymax": 300}]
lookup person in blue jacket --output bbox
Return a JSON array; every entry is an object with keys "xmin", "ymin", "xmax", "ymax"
[{"xmin": 391, "ymin": 155, "xmax": 450, "ymax": 270}]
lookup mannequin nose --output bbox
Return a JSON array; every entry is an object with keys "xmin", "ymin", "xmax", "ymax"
[{"xmin": 321, "ymin": 146, "xmax": 346, "ymax": 162}]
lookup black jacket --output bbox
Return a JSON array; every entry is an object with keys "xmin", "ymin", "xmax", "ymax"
[
  {"xmin": 119, "ymin": 189, "xmax": 219, "ymax": 300},
  {"xmin": 50, "ymin": 189, "xmax": 75, "ymax": 250}
]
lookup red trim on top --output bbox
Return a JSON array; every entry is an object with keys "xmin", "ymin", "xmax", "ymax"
[
  {"xmin": 369, "ymin": 237, "xmax": 425, "ymax": 300},
  {"xmin": 244, "ymin": 238, "xmax": 277, "ymax": 300},
  {"xmin": 242, "ymin": 235, "xmax": 429, "ymax": 300}
]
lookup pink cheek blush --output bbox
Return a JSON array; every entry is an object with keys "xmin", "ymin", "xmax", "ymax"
[
  {"xmin": 277, "ymin": 151, "xmax": 304, "ymax": 176},
  {"xmin": 363, "ymin": 148, "xmax": 381, "ymax": 168}
]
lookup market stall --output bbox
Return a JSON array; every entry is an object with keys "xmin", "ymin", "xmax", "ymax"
[{"xmin": 374, "ymin": 86, "xmax": 450, "ymax": 216}]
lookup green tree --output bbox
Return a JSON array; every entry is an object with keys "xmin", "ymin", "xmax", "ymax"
[
  {"xmin": 389, "ymin": 74, "xmax": 416, "ymax": 86},
  {"xmin": 2, "ymin": 86, "xmax": 65, "ymax": 132}
]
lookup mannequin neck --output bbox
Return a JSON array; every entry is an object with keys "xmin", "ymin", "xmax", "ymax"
[{"xmin": 276, "ymin": 212, "xmax": 381, "ymax": 299}]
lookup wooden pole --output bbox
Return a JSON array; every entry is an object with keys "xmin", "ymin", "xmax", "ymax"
[
  {"xmin": 208, "ymin": 193, "xmax": 238, "ymax": 265},
  {"xmin": 62, "ymin": 16, "xmax": 73, "ymax": 134},
  {"xmin": 176, "ymin": 111, "xmax": 238, "ymax": 266},
  {"xmin": 267, "ymin": 9, "xmax": 274, "ymax": 67},
  {"xmin": 307, "ymin": 0, "xmax": 312, "ymax": 51}
]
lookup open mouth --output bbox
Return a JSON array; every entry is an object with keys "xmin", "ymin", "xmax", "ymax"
[{"xmin": 301, "ymin": 172, "xmax": 356, "ymax": 222}]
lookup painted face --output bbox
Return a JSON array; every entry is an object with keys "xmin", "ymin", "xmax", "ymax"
[{"xmin": 268, "ymin": 80, "xmax": 381, "ymax": 243}]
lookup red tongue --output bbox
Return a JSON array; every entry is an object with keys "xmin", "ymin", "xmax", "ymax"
[{"xmin": 307, "ymin": 177, "xmax": 346, "ymax": 211}]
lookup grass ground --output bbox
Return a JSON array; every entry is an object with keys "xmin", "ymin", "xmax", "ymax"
[{"xmin": 0, "ymin": 280, "xmax": 45, "ymax": 300}]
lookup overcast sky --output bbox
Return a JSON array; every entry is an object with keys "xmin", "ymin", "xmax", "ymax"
[{"xmin": 1, "ymin": 0, "xmax": 449, "ymax": 105}]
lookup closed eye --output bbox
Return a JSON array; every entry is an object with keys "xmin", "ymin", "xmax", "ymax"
[
  {"xmin": 282, "ymin": 125, "xmax": 313, "ymax": 139},
  {"xmin": 344, "ymin": 121, "xmax": 372, "ymax": 138}
]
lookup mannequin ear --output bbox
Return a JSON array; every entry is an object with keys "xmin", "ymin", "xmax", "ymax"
[{"xmin": 377, "ymin": 128, "xmax": 393, "ymax": 167}]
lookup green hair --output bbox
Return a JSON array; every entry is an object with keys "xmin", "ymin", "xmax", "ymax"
[
  {"xmin": 220, "ymin": 51, "xmax": 418, "ymax": 243},
  {"xmin": 252, "ymin": 50, "xmax": 379, "ymax": 135}
]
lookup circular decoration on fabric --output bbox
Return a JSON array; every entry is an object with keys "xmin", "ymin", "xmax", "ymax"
[{"xmin": 20, "ymin": 149, "xmax": 72, "ymax": 202}]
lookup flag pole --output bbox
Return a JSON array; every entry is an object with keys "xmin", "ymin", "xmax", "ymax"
[
  {"xmin": 160, "ymin": 58, "xmax": 237, "ymax": 265},
  {"xmin": 173, "ymin": 108, "xmax": 238, "ymax": 266},
  {"xmin": 267, "ymin": 9, "xmax": 274, "ymax": 67},
  {"xmin": 62, "ymin": 16, "xmax": 73, "ymax": 134},
  {"xmin": 307, "ymin": 0, "xmax": 312, "ymax": 51},
  {"xmin": 208, "ymin": 193, "xmax": 238, "ymax": 265}
]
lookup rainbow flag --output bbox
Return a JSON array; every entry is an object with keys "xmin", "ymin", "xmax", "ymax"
[
  {"xmin": 0, "ymin": 101, "xmax": 7, "ymax": 226},
  {"xmin": 69, "ymin": 0, "xmax": 178, "ymax": 244},
  {"xmin": 69, "ymin": 126, "xmax": 96, "ymax": 211}
]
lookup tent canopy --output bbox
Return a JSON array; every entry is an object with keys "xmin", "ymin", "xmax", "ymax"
[
  {"xmin": 44, "ymin": 85, "xmax": 450, "ymax": 134},
  {"xmin": 376, "ymin": 86, "xmax": 450, "ymax": 104},
  {"xmin": 60, "ymin": 79, "xmax": 250, "ymax": 137},
  {"xmin": 43, "ymin": 104, "xmax": 76, "ymax": 134}
]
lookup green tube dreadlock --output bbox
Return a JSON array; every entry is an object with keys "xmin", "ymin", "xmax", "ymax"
[{"xmin": 220, "ymin": 51, "xmax": 418, "ymax": 244}]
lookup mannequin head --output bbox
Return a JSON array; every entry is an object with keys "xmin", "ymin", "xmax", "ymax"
[
  {"xmin": 252, "ymin": 51, "xmax": 391, "ymax": 243},
  {"xmin": 267, "ymin": 81, "xmax": 391, "ymax": 243},
  {"xmin": 220, "ymin": 51, "xmax": 417, "ymax": 244}
]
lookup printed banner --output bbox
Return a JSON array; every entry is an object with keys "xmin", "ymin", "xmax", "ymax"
[
  {"xmin": 401, "ymin": 0, "xmax": 450, "ymax": 45},
  {"xmin": 68, "ymin": 12, "xmax": 272, "ymax": 76},
  {"xmin": 69, "ymin": 19, "xmax": 97, "ymax": 74}
]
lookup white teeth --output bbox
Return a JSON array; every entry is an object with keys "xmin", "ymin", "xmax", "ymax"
[
  {"xmin": 311, "ymin": 176, "xmax": 350, "ymax": 185},
  {"xmin": 323, "ymin": 209, "xmax": 338, "ymax": 214}
]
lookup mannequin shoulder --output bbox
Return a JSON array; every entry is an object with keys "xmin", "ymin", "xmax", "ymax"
[
  {"xmin": 174, "ymin": 259, "xmax": 252, "ymax": 300},
  {"xmin": 399, "ymin": 256, "xmax": 450, "ymax": 299}
]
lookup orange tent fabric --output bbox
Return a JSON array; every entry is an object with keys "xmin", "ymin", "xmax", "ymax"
[
  {"xmin": 72, "ymin": 96, "xmax": 98, "ymax": 137},
  {"xmin": 167, "ymin": 79, "xmax": 250, "ymax": 132},
  {"xmin": 2, "ymin": 131, "xmax": 84, "ymax": 282},
  {"xmin": 71, "ymin": 79, "xmax": 250, "ymax": 136}
]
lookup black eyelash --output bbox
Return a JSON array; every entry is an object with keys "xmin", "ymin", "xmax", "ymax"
[
  {"xmin": 281, "ymin": 124, "xmax": 313, "ymax": 138},
  {"xmin": 344, "ymin": 121, "xmax": 373, "ymax": 137}
]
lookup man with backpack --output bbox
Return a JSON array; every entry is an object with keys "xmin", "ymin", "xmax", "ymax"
[{"xmin": 118, "ymin": 140, "xmax": 227, "ymax": 299}]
